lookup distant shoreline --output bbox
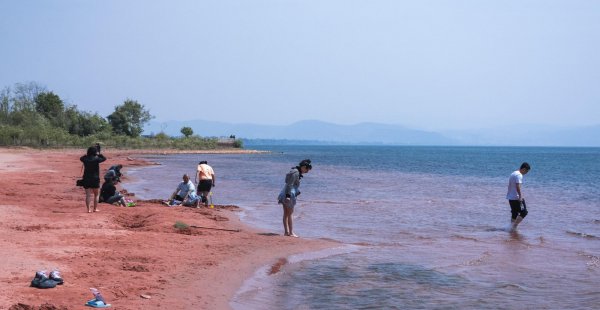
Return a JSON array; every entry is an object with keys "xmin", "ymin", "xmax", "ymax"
[{"xmin": 0, "ymin": 146, "xmax": 270, "ymax": 155}]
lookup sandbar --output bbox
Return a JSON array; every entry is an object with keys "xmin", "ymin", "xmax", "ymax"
[{"xmin": 0, "ymin": 147, "xmax": 336, "ymax": 309}]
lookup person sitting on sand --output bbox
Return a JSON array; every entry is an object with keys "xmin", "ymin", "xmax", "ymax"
[
  {"xmin": 277, "ymin": 159, "xmax": 312, "ymax": 237},
  {"xmin": 99, "ymin": 178, "xmax": 127, "ymax": 207},
  {"xmin": 167, "ymin": 174, "xmax": 200, "ymax": 207}
]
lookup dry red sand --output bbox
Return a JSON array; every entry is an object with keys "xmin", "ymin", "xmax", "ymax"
[{"xmin": 0, "ymin": 148, "xmax": 336, "ymax": 310}]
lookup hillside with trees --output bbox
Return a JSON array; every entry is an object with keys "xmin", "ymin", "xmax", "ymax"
[{"xmin": 0, "ymin": 82, "xmax": 243, "ymax": 149}]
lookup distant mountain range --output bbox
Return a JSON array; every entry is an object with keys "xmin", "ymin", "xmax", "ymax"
[{"xmin": 143, "ymin": 120, "xmax": 600, "ymax": 147}]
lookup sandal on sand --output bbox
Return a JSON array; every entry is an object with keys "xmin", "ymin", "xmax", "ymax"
[
  {"xmin": 30, "ymin": 271, "xmax": 58, "ymax": 289},
  {"xmin": 86, "ymin": 299, "xmax": 111, "ymax": 308},
  {"xmin": 49, "ymin": 270, "xmax": 64, "ymax": 285}
]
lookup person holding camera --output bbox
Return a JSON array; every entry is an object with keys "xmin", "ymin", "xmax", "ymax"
[{"xmin": 80, "ymin": 144, "xmax": 106, "ymax": 213}]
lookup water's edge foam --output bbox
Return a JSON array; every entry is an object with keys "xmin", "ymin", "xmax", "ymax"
[{"xmin": 230, "ymin": 244, "xmax": 362, "ymax": 310}]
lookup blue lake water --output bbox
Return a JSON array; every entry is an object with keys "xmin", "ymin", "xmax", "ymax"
[{"xmin": 125, "ymin": 145, "xmax": 600, "ymax": 309}]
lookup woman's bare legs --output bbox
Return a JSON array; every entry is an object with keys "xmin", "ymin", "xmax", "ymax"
[
  {"xmin": 86, "ymin": 188, "xmax": 100, "ymax": 212},
  {"xmin": 92, "ymin": 188, "xmax": 99, "ymax": 211},
  {"xmin": 282, "ymin": 205, "xmax": 290, "ymax": 235},
  {"xmin": 282, "ymin": 205, "xmax": 297, "ymax": 237},
  {"xmin": 85, "ymin": 189, "xmax": 92, "ymax": 212}
]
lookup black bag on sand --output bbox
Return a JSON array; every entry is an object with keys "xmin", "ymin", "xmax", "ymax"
[{"xmin": 76, "ymin": 179, "xmax": 84, "ymax": 187}]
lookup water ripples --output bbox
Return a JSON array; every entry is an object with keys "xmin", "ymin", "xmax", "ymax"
[{"xmin": 125, "ymin": 148, "xmax": 600, "ymax": 310}]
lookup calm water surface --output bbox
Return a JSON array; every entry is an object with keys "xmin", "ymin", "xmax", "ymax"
[{"xmin": 126, "ymin": 146, "xmax": 600, "ymax": 309}]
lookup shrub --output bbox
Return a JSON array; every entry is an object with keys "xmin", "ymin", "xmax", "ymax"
[{"xmin": 173, "ymin": 221, "xmax": 189, "ymax": 230}]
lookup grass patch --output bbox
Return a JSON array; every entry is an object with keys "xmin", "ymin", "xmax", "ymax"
[{"xmin": 173, "ymin": 221, "xmax": 190, "ymax": 230}]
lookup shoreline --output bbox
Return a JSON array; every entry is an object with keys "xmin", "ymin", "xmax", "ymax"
[
  {"xmin": 0, "ymin": 146, "xmax": 271, "ymax": 154},
  {"xmin": 0, "ymin": 148, "xmax": 337, "ymax": 309}
]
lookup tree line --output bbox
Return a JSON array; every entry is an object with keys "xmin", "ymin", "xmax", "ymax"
[{"xmin": 0, "ymin": 82, "xmax": 242, "ymax": 149}]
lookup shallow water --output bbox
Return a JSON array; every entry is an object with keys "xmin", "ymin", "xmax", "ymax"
[{"xmin": 126, "ymin": 146, "xmax": 600, "ymax": 309}]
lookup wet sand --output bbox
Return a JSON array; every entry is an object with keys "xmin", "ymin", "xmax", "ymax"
[{"xmin": 0, "ymin": 148, "xmax": 336, "ymax": 309}]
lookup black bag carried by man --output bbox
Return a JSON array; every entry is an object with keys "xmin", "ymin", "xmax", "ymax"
[{"xmin": 520, "ymin": 199, "xmax": 528, "ymax": 218}]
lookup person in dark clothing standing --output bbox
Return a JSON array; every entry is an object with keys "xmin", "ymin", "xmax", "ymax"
[{"xmin": 80, "ymin": 145, "xmax": 106, "ymax": 213}]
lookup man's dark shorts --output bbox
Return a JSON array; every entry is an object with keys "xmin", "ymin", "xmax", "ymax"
[
  {"xmin": 198, "ymin": 180, "xmax": 213, "ymax": 192},
  {"xmin": 509, "ymin": 200, "xmax": 527, "ymax": 219}
]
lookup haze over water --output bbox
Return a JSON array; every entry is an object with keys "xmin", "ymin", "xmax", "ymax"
[{"xmin": 126, "ymin": 146, "xmax": 600, "ymax": 309}]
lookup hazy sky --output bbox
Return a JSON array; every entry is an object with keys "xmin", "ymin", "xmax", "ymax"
[{"xmin": 1, "ymin": 1, "xmax": 599, "ymax": 130}]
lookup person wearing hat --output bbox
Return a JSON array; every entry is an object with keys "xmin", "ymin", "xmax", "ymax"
[
  {"xmin": 104, "ymin": 164, "xmax": 123, "ymax": 183},
  {"xmin": 278, "ymin": 159, "xmax": 312, "ymax": 237}
]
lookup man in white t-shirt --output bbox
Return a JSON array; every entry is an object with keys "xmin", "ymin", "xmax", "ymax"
[
  {"xmin": 167, "ymin": 174, "xmax": 199, "ymax": 207},
  {"xmin": 506, "ymin": 162, "xmax": 531, "ymax": 231}
]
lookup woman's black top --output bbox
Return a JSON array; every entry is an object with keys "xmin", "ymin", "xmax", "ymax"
[{"xmin": 80, "ymin": 154, "xmax": 106, "ymax": 180}]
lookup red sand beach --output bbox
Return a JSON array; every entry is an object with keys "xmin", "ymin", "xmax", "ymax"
[{"xmin": 0, "ymin": 148, "xmax": 336, "ymax": 310}]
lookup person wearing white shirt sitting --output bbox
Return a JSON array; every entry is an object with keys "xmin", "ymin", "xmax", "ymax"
[{"xmin": 167, "ymin": 174, "xmax": 200, "ymax": 207}]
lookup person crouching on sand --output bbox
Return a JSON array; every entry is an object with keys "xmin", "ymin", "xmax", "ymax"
[
  {"xmin": 278, "ymin": 159, "xmax": 312, "ymax": 237},
  {"xmin": 80, "ymin": 145, "xmax": 106, "ymax": 213}
]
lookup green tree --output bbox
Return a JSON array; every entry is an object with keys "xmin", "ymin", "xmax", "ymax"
[
  {"xmin": 35, "ymin": 91, "xmax": 64, "ymax": 127},
  {"xmin": 107, "ymin": 99, "xmax": 153, "ymax": 137},
  {"xmin": 180, "ymin": 126, "xmax": 193, "ymax": 137},
  {"xmin": 233, "ymin": 139, "xmax": 244, "ymax": 148},
  {"xmin": 63, "ymin": 105, "xmax": 82, "ymax": 134},
  {"xmin": 79, "ymin": 112, "xmax": 110, "ymax": 136},
  {"xmin": 0, "ymin": 87, "xmax": 10, "ymax": 124},
  {"xmin": 63, "ymin": 105, "xmax": 110, "ymax": 136},
  {"xmin": 9, "ymin": 109, "xmax": 47, "ymax": 127},
  {"xmin": 12, "ymin": 82, "xmax": 45, "ymax": 112}
]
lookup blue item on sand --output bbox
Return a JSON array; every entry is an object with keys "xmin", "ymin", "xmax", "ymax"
[{"xmin": 85, "ymin": 299, "xmax": 111, "ymax": 308}]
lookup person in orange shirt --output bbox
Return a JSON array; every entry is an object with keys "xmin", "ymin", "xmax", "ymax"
[{"xmin": 196, "ymin": 160, "xmax": 216, "ymax": 207}]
